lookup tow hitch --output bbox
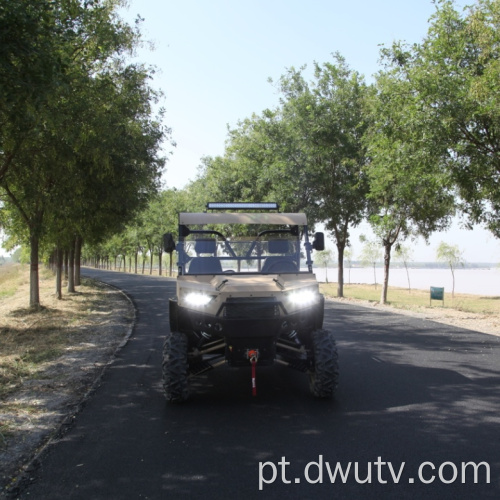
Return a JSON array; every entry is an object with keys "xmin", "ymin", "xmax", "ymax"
[{"xmin": 247, "ymin": 349, "xmax": 259, "ymax": 396}]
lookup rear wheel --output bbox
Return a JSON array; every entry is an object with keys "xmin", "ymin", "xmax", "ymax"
[
  {"xmin": 309, "ymin": 329, "xmax": 339, "ymax": 398},
  {"xmin": 162, "ymin": 331, "xmax": 189, "ymax": 402}
]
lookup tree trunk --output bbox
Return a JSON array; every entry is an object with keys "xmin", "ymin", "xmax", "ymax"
[
  {"xmin": 64, "ymin": 250, "xmax": 69, "ymax": 280},
  {"xmin": 74, "ymin": 236, "xmax": 82, "ymax": 286},
  {"xmin": 404, "ymin": 261, "xmax": 411, "ymax": 292},
  {"xmin": 49, "ymin": 249, "xmax": 56, "ymax": 273},
  {"xmin": 381, "ymin": 241, "xmax": 392, "ymax": 304},
  {"xmin": 29, "ymin": 233, "xmax": 40, "ymax": 309},
  {"xmin": 55, "ymin": 247, "xmax": 63, "ymax": 300},
  {"xmin": 169, "ymin": 251, "xmax": 173, "ymax": 277},
  {"xmin": 134, "ymin": 252, "xmax": 138, "ymax": 274},
  {"xmin": 68, "ymin": 243, "xmax": 75, "ymax": 293},
  {"xmin": 337, "ymin": 243, "xmax": 345, "ymax": 298},
  {"xmin": 158, "ymin": 250, "xmax": 163, "ymax": 276},
  {"xmin": 334, "ymin": 224, "xmax": 349, "ymax": 298}
]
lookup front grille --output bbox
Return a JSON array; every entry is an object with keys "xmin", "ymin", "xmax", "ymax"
[{"xmin": 223, "ymin": 298, "xmax": 280, "ymax": 319}]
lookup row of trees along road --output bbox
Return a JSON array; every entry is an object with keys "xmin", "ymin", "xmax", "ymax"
[
  {"xmin": 81, "ymin": 188, "xmax": 192, "ymax": 278},
  {"xmin": 4, "ymin": 1, "xmax": 499, "ymax": 307},
  {"xmin": 186, "ymin": 0, "xmax": 500, "ymax": 304},
  {"xmin": 1, "ymin": 0, "xmax": 168, "ymax": 307}
]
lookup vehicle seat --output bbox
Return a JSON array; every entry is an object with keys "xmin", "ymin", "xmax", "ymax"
[
  {"xmin": 261, "ymin": 239, "xmax": 298, "ymax": 273},
  {"xmin": 187, "ymin": 238, "xmax": 222, "ymax": 274},
  {"xmin": 188, "ymin": 257, "xmax": 222, "ymax": 274}
]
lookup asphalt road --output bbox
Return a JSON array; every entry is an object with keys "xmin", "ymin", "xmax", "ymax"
[{"xmin": 15, "ymin": 268, "xmax": 500, "ymax": 499}]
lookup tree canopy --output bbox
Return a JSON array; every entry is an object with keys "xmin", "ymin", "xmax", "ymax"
[
  {"xmin": 382, "ymin": 0, "xmax": 500, "ymax": 236},
  {"xmin": 1, "ymin": 0, "xmax": 167, "ymax": 307}
]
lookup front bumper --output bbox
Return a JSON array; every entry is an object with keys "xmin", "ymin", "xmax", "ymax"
[{"xmin": 173, "ymin": 296, "xmax": 323, "ymax": 338}]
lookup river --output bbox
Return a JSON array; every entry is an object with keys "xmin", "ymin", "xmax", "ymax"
[{"xmin": 315, "ymin": 266, "xmax": 500, "ymax": 296}]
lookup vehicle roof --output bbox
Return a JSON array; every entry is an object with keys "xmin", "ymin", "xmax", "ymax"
[{"xmin": 179, "ymin": 212, "xmax": 308, "ymax": 225}]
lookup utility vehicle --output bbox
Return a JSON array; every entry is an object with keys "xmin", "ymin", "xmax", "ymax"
[{"xmin": 162, "ymin": 202, "xmax": 338, "ymax": 401}]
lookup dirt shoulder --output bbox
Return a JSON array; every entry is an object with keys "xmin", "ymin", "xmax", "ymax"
[{"xmin": 0, "ymin": 272, "xmax": 135, "ymax": 496}]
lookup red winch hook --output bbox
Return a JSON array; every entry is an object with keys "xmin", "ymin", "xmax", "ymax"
[{"xmin": 247, "ymin": 349, "xmax": 259, "ymax": 396}]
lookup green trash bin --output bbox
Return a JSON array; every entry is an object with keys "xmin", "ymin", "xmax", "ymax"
[{"xmin": 430, "ymin": 287, "xmax": 444, "ymax": 306}]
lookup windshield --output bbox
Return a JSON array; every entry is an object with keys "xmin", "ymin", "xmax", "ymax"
[{"xmin": 177, "ymin": 223, "xmax": 313, "ymax": 275}]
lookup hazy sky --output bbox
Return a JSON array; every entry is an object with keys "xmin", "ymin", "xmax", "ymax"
[{"xmin": 117, "ymin": 0, "xmax": 499, "ymax": 263}]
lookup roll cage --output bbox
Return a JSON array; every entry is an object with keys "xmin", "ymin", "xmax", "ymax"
[{"xmin": 174, "ymin": 211, "xmax": 322, "ymax": 276}]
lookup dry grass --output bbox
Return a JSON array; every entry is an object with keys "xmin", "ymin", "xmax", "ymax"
[
  {"xmin": 0, "ymin": 265, "xmax": 20, "ymax": 300},
  {"xmin": 0, "ymin": 265, "xmax": 107, "ymax": 398},
  {"xmin": 319, "ymin": 282, "xmax": 500, "ymax": 315},
  {"xmin": 0, "ymin": 263, "xmax": 133, "ymax": 491},
  {"xmin": 0, "ymin": 263, "xmax": 132, "ymax": 452}
]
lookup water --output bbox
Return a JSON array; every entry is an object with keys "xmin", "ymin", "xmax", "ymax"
[{"xmin": 315, "ymin": 266, "xmax": 500, "ymax": 296}]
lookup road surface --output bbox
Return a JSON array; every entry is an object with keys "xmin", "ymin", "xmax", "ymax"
[{"xmin": 14, "ymin": 268, "xmax": 500, "ymax": 499}]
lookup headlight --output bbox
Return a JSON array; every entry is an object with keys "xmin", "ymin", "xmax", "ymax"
[
  {"xmin": 288, "ymin": 290, "xmax": 318, "ymax": 306},
  {"xmin": 185, "ymin": 292, "xmax": 214, "ymax": 307}
]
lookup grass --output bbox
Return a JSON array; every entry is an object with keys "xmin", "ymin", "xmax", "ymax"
[
  {"xmin": 0, "ymin": 263, "xmax": 111, "ymax": 400},
  {"xmin": 0, "ymin": 263, "xmax": 133, "ymax": 462},
  {"xmin": 0, "ymin": 264, "xmax": 21, "ymax": 299},
  {"xmin": 319, "ymin": 282, "xmax": 500, "ymax": 316}
]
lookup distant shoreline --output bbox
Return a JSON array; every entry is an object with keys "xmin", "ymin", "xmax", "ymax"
[
  {"xmin": 316, "ymin": 267, "xmax": 500, "ymax": 296},
  {"xmin": 340, "ymin": 262, "xmax": 499, "ymax": 270}
]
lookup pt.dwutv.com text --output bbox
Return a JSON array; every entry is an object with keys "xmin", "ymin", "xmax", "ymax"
[{"xmin": 258, "ymin": 456, "xmax": 490, "ymax": 490}]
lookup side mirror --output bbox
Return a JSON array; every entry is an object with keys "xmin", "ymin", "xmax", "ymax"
[
  {"xmin": 312, "ymin": 232, "xmax": 325, "ymax": 251},
  {"xmin": 163, "ymin": 233, "xmax": 176, "ymax": 253}
]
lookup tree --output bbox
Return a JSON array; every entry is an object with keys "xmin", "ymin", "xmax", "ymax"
[
  {"xmin": 271, "ymin": 55, "xmax": 374, "ymax": 298},
  {"xmin": 383, "ymin": 0, "xmax": 500, "ymax": 237},
  {"xmin": 394, "ymin": 244, "xmax": 414, "ymax": 293},
  {"xmin": 197, "ymin": 113, "xmax": 289, "ymax": 208},
  {"xmin": 90, "ymin": 187, "xmax": 189, "ymax": 278},
  {"xmin": 365, "ymin": 56, "xmax": 455, "ymax": 304},
  {"xmin": 359, "ymin": 237, "xmax": 382, "ymax": 289},
  {"xmin": 315, "ymin": 249, "xmax": 333, "ymax": 283},
  {"xmin": 343, "ymin": 246, "xmax": 353, "ymax": 285},
  {"xmin": 436, "ymin": 241, "xmax": 465, "ymax": 298},
  {"xmin": 0, "ymin": 1, "xmax": 166, "ymax": 307},
  {"xmin": 2, "ymin": 62, "xmax": 165, "ymax": 306},
  {"xmin": 0, "ymin": 0, "xmax": 66, "ymax": 182},
  {"xmin": 196, "ymin": 55, "xmax": 372, "ymax": 298}
]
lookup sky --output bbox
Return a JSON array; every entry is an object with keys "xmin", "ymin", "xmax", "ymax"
[{"xmin": 0, "ymin": 0, "xmax": 476, "ymax": 263}]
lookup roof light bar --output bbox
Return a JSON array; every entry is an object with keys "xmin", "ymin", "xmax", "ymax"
[{"xmin": 207, "ymin": 202, "xmax": 279, "ymax": 211}]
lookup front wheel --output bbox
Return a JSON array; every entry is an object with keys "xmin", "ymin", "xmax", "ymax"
[
  {"xmin": 309, "ymin": 329, "xmax": 339, "ymax": 399},
  {"xmin": 162, "ymin": 331, "xmax": 189, "ymax": 402}
]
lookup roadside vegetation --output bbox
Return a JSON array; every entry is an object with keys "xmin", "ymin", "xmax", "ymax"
[
  {"xmin": 0, "ymin": 264, "xmax": 122, "ymax": 404},
  {"xmin": 0, "ymin": 262, "xmax": 132, "ymax": 491},
  {"xmin": 320, "ymin": 283, "xmax": 500, "ymax": 316},
  {"xmin": 1, "ymin": 0, "xmax": 168, "ymax": 309}
]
